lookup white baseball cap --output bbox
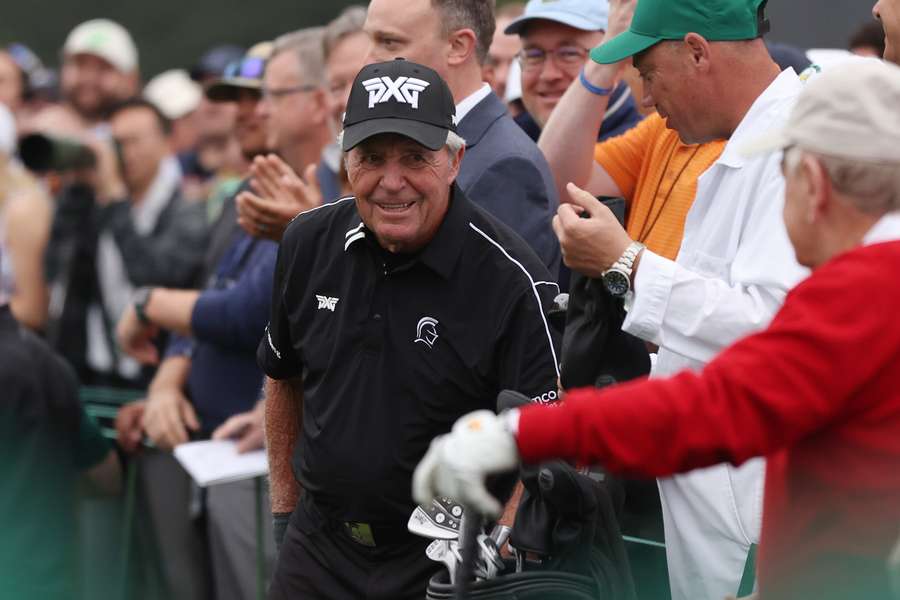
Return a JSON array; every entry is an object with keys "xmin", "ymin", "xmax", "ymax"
[
  {"xmin": 144, "ymin": 69, "xmax": 202, "ymax": 120},
  {"xmin": 742, "ymin": 59, "xmax": 900, "ymax": 164},
  {"xmin": 63, "ymin": 18, "xmax": 138, "ymax": 73}
]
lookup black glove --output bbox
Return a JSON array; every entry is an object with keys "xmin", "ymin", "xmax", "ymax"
[{"xmin": 273, "ymin": 512, "xmax": 292, "ymax": 550}]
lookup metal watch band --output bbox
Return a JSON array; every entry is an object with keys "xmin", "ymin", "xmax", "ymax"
[{"xmin": 608, "ymin": 241, "xmax": 645, "ymax": 277}]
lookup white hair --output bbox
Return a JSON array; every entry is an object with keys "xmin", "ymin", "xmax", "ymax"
[
  {"xmin": 785, "ymin": 145, "xmax": 900, "ymax": 213},
  {"xmin": 338, "ymin": 129, "xmax": 467, "ymax": 164}
]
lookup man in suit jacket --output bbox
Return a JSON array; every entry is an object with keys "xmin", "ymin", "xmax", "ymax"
[{"xmin": 364, "ymin": 0, "xmax": 561, "ymax": 276}]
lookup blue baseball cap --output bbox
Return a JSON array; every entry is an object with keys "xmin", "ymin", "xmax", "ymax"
[{"xmin": 504, "ymin": 0, "xmax": 610, "ymax": 35}]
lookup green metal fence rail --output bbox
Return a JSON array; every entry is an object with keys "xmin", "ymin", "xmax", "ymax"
[
  {"xmin": 80, "ymin": 386, "xmax": 269, "ymax": 600},
  {"xmin": 80, "ymin": 386, "xmax": 143, "ymax": 600}
]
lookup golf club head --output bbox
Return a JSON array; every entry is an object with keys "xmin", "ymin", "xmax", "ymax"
[
  {"xmin": 445, "ymin": 540, "xmax": 461, "ymax": 584},
  {"xmin": 426, "ymin": 539, "xmax": 450, "ymax": 562},
  {"xmin": 408, "ymin": 497, "xmax": 465, "ymax": 540},
  {"xmin": 489, "ymin": 525, "xmax": 512, "ymax": 551},
  {"xmin": 476, "ymin": 534, "xmax": 505, "ymax": 580}
]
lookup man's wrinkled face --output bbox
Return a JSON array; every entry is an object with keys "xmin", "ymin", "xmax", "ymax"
[
  {"xmin": 327, "ymin": 31, "xmax": 370, "ymax": 126},
  {"xmin": 519, "ymin": 21, "xmax": 603, "ymax": 128},
  {"xmin": 875, "ymin": 0, "xmax": 900, "ymax": 64},
  {"xmin": 633, "ymin": 42, "xmax": 708, "ymax": 144},
  {"xmin": 364, "ymin": 0, "xmax": 448, "ymax": 78},
  {"xmin": 61, "ymin": 53, "xmax": 134, "ymax": 121},
  {"xmin": 347, "ymin": 133, "xmax": 461, "ymax": 253},
  {"xmin": 111, "ymin": 106, "xmax": 171, "ymax": 194}
]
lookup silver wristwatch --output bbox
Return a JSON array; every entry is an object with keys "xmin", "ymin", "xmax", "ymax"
[{"xmin": 602, "ymin": 241, "xmax": 645, "ymax": 297}]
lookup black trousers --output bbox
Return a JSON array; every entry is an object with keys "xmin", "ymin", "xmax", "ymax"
[{"xmin": 269, "ymin": 497, "xmax": 441, "ymax": 600}]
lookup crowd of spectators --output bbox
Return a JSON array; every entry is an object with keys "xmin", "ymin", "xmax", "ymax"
[{"xmin": 0, "ymin": 0, "xmax": 898, "ymax": 599}]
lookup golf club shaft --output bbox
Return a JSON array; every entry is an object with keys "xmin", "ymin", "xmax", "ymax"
[{"xmin": 455, "ymin": 511, "xmax": 483, "ymax": 600}]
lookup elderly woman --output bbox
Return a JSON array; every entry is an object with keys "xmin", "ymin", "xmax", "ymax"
[{"xmin": 0, "ymin": 103, "xmax": 51, "ymax": 330}]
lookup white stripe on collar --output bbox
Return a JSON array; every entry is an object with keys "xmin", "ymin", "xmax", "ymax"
[
  {"xmin": 344, "ymin": 230, "xmax": 365, "ymax": 251},
  {"xmin": 345, "ymin": 221, "xmax": 364, "ymax": 238}
]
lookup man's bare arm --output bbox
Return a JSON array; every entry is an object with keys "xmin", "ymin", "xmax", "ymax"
[
  {"xmin": 143, "ymin": 288, "xmax": 202, "ymax": 336},
  {"xmin": 537, "ymin": 0, "xmax": 636, "ymax": 202},
  {"xmin": 264, "ymin": 376, "xmax": 303, "ymax": 513}
]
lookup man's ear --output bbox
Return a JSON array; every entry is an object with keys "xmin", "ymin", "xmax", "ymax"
[
  {"xmin": 447, "ymin": 28, "xmax": 478, "ymax": 67},
  {"xmin": 313, "ymin": 88, "xmax": 332, "ymax": 126},
  {"xmin": 682, "ymin": 33, "xmax": 712, "ymax": 72},
  {"xmin": 801, "ymin": 154, "xmax": 830, "ymax": 224},
  {"xmin": 448, "ymin": 144, "xmax": 465, "ymax": 183}
]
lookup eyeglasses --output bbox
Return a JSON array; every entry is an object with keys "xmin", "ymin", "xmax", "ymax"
[
  {"xmin": 261, "ymin": 83, "xmax": 318, "ymax": 100},
  {"xmin": 223, "ymin": 56, "xmax": 266, "ymax": 80},
  {"xmin": 516, "ymin": 45, "xmax": 590, "ymax": 72}
]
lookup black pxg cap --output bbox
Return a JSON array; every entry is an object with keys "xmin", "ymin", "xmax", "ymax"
[{"xmin": 341, "ymin": 58, "xmax": 457, "ymax": 152}]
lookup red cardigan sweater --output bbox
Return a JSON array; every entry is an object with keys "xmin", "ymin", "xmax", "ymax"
[{"xmin": 518, "ymin": 241, "xmax": 900, "ymax": 599}]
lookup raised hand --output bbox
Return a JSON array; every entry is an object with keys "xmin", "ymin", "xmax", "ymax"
[{"xmin": 236, "ymin": 154, "xmax": 322, "ymax": 241}]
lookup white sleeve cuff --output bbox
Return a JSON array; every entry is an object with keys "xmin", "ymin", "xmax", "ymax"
[{"xmin": 622, "ymin": 249, "xmax": 677, "ymax": 344}]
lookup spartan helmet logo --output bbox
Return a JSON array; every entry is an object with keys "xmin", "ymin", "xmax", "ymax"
[
  {"xmin": 362, "ymin": 76, "xmax": 431, "ymax": 109},
  {"xmin": 414, "ymin": 316, "xmax": 439, "ymax": 349}
]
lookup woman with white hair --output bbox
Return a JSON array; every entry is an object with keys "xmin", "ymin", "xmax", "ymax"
[{"xmin": 0, "ymin": 102, "xmax": 51, "ymax": 330}]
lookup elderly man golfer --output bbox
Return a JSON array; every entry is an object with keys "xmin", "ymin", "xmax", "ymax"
[
  {"xmin": 415, "ymin": 60, "xmax": 900, "ymax": 600},
  {"xmin": 259, "ymin": 58, "xmax": 560, "ymax": 599}
]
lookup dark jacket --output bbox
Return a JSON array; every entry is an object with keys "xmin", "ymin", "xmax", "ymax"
[
  {"xmin": 165, "ymin": 182, "xmax": 277, "ymax": 433},
  {"xmin": 45, "ymin": 184, "xmax": 208, "ymax": 382},
  {"xmin": 456, "ymin": 91, "xmax": 561, "ymax": 277},
  {"xmin": 100, "ymin": 190, "xmax": 209, "ymax": 288}
]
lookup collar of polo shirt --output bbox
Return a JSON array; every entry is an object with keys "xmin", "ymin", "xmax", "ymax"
[{"xmin": 343, "ymin": 183, "xmax": 470, "ymax": 280}]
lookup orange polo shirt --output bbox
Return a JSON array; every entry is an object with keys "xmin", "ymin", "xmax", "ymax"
[{"xmin": 594, "ymin": 113, "xmax": 726, "ymax": 260}]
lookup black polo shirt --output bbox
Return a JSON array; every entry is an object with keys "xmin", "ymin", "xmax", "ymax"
[{"xmin": 257, "ymin": 184, "xmax": 560, "ymax": 524}]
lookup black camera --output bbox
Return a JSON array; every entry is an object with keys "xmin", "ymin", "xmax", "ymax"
[{"xmin": 18, "ymin": 133, "xmax": 96, "ymax": 173}]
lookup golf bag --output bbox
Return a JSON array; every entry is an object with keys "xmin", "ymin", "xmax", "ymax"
[{"xmin": 422, "ymin": 391, "xmax": 638, "ymax": 599}]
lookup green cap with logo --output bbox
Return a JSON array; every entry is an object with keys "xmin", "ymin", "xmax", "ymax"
[{"xmin": 590, "ymin": 0, "xmax": 770, "ymax": 64}]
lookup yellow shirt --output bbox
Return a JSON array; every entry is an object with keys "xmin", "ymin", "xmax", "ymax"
[{"xmin": 595, "ymin": 113, "xmax": 725, "ymax": 261}]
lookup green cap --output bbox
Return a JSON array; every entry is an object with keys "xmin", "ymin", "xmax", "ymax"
[{"xmin": 590, "ymin": 0, "xmax": 769, "ymax": 64}]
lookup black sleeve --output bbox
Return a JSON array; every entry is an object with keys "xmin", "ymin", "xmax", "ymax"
[
  {"xmin": 495, "ymin": 281, "xmax": 562, "ymax": 405},
  {"xmin": 256, "ymin": 235, "xmax": 302, "ymax": 380}
]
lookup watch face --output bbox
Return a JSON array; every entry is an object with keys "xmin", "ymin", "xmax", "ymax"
[{"xmin": 603, "ymin": 269, "xmax": 630, "ymax": 297}]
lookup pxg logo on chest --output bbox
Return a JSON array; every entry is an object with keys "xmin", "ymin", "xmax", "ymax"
[{"xmin": 315, "ymin": 294, "xmax": 339, "ymax": 312}]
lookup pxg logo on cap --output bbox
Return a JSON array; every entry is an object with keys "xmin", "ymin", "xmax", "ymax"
[{"xmin": 342, "ymin": 58, "xmax": 457, "ymax": 152}]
